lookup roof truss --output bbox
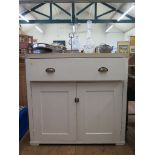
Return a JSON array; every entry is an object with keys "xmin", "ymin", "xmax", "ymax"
[
  {"xmin": 19, "ymin": 2, "xmax": 135, "ymax": 24},
  {"xmin": 19, "ymin": 0, "xmax": 135, "ymax": 3}
]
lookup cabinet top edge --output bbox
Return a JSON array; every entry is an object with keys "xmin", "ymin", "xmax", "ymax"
[{"xmin": 25, "ymin": 53, "xmax": 128, "ymax": 59}]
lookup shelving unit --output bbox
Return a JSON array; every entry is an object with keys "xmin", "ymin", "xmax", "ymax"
[
  {"xmin": 127, "ymin": 37, "xmax": 135, "ymax": 117},
  {"xmin": 128, "ymin": 36, "xmax": 135, "ymax": 78}
]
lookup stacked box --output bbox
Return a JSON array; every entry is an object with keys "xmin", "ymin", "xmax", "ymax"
[{"xmin": 19, "ymin": 35, "xmax": 33, "ymax": 54}]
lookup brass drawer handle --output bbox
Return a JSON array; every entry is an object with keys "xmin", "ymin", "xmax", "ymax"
[
  {"xmin": 98, "ymin": 67, "xmax": 108, "ymax": 73},
  {"xmin": 45, "ymin": 68, "xmax": 55, "ymax": 73}
]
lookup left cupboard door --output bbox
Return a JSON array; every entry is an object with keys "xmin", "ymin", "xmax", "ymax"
[{"xmin": 31, "ymin": 82, "xmax": 76, "ymax": 142}]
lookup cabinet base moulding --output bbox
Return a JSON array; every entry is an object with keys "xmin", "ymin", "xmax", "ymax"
[{"xmin": 30, "ymin": 141, "xmax": 125, "ymax": 145}]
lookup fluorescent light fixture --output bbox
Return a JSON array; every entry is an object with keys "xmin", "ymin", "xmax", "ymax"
[
  {"xmin": 35, "ymin": 25, "xmax": 43, "ymax": 33},
  {"xmin": 105, "ymin": 25, "xmax": 113, "ymax": 32},
  {"xmin": 19, "ymin": 14, "xmax": 29, "ymax": 22},
  {"xmin": 117, "ymin": 5, "xmax": 135, "ymax": 21},
  {"xmin": 73, "ymin": 25, "xmax": 75, "ymax": 33}
]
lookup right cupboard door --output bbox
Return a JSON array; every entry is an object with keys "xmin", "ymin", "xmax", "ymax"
[{"xmin": 77, "ymin": 82, "xmax": 123, "ymax": 143}]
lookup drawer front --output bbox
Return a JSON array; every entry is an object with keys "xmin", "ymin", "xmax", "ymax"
[{"xmin": 26, "ymin": 58, "xmax": 128, "ymax": 81}]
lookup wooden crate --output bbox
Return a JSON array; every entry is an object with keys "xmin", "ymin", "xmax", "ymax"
[
  {"xmin": 19, "ymin": 35, "xmax": 33, "ymax": 44},
  {"xmin": 19, "ymin": 35, "xmax": 29, "ymax": 43},
  {"xmin": 19, "ymin": 42, "xmax": 29, "ymax": 49}
]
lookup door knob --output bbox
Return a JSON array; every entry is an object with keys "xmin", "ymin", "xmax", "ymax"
[{"xmin": 75, "ymin": 97, "xmax": 79, "ymax": 103}]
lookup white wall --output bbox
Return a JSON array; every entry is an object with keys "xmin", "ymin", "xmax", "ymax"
[
  {"xmin": 27, "ymin": 23, "xmax": 125, "ymax": 50},
  {"xmin": 124, "ymin": 27, "xmax": 135, "ymax": 41}
]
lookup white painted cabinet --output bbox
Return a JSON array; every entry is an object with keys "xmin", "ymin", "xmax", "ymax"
[{"xmin": 26, "ymin": 54, "xmax": 128, "ymax": 145}]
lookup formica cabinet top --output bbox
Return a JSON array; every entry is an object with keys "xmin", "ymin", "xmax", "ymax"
[{"xmin": 26, "ymin": 53, "xmax": 128, "ymax": 59}]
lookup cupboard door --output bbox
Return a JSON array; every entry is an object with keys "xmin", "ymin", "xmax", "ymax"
[
  {"xmin": 77, "ymin": 82, "xmax": 123, "ymax": 143},
  {"xmin": 31, "ymin": 82, "xmax": 76, "ymax": 142}
]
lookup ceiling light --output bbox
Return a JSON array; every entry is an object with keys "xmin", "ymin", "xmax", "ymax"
[
  {"xmin": 73, "ymin": 25, "xmax": 75, "ymax": 33},
  {"xmin": 117, "ymin": 5, "xmax": 135, "ymax": 21},
  {"xmin": 35, "ymin": 25, "xmax": 43, "ymax": 33},
  {"xmin": 105, "ymin": 25, "xmax": 113, "ymax": 33},
  {"xmin": 19, "ymin": 14, "xmax": 29, "ymax": 23}
]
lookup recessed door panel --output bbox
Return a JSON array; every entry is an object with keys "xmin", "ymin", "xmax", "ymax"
[
  {"xmin": 31, "ymin": 82, "xmax": 76, "ymax": 141},
  {"xmin": 77, "ymin": 82, "xmax": 122, "ymax": 143}
]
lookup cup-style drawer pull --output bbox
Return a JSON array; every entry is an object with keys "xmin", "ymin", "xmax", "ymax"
[
  {"xmin": 98, "ymin": 67, "xmax": 108, "ymax": 73},
  {"xmin": 45, "ymin": 68, "xmax": 55, "ymax": 73}
]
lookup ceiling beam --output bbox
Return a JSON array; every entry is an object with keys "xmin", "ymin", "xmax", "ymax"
[
  {"xmin": 19, "ymin": 2, "xmax": 134, "ymax": 24},
  {"xmin": 105, "ymin": 3, "xmax": 125, "ymax": 32},
  {"xmin": 88, "ymin": 3, "xmax": 94, "ymax": 17},
  {"xmin": 76, "ymin": 3, "xmax": 94, "ymax": 16},
  {"xmin": 97, "ymin": 9, "xmax": 115, "ymax": 18},
  {"xmin": 32, "ymin": 10, "xmax": 50, "ymax": 18},
  {"xmin": 72, "ymin": 3, "xmax": 75, "ymax": 23},
  {"xmin": 19, "ymin": 19, "xmax": 135, "ymax": 24},
  {"xmin": 105, "ymin": 3, "xmax": 134, "ymax": 32},
  {"xmin": 21, "ymin": 3, "xmax": 45, "ymax": 16},
  {"xmin": 19, "ymin": 0, "xmax": 135, "ymax": 4},
  {"xmin": 109, "ymin": 3, "xmax": 125, "ymax": 19},
  {"xmin": 52, "ymin": 3, "xmax": 71, "ymax": 16},
  {"xmin": 101, "ymin": 2, "xmax": 134, "ymax": 20},
  {"xmin": 94, "ymin": 2, "xmax": 97, "ymax": 20},
  {"xmin": 50, "ymin": 3, "xmax": 52, "ymax": 20}
]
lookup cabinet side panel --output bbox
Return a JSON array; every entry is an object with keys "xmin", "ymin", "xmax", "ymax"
[
  {"xmin": 120, "ymin": 58, "xmax": 128, "ymax": 143},
  {"xmin": 25, "ymin": 59, "xmax": 35, "ymax": 142}
]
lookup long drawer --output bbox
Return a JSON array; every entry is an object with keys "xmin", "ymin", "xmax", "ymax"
[{"xmin": 26, "ymin": 58, "xmax": 128, "ymax": 81}]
